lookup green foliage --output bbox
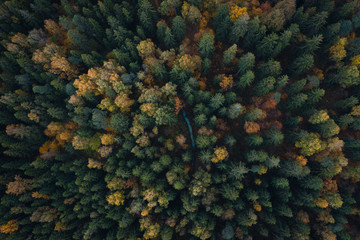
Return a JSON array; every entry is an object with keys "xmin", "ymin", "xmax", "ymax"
[
  {"xmin": 1, "ymin": 1, "xmax": 360, "ymax": 240},
  {"xmin": 253, "ymin": 77, "xmax": 276, "ymax": 96},
  {"xmin": 223, "ymin": 44, "xmax": 237, "ymax": 65},
  {"xmin": 288, "ymin": 54, "xmax": 314, "ymax": 76},
  {"xmin": 110, "ymin": 113, "xmax": 130, "ymax": 132},
  {"xmin": 229, "ymin": 16, "xmax": 248, "ymax": 44},
  {"xmin": 198, "ymin": 33, "xmax": 215, "ymax": 58},
  {"xmin": 171, "ymin": 16, "xmax": 186, "ymax": 43}
]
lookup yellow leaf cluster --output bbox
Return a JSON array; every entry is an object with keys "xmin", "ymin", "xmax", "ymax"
[
  {"xmin": 87, "ymin": 158, "xmax": 103, "ymax": 169},
  {"xmin": 143, "ymin": 223, "xmax": 161, "ymax": 239},
  {"xmin": 49, "ymin": 54, "xmax": 78, "ymax": 80},
  {"xmin": 54, "ymin": 221, "xmax": 66, "ymax": 232},
  {"xmin": 295, "ymin": 133, "xmax": 324, "ymax": 156},
  {"xmin": 315, "ymin": 198, "xmax": 329, "ymax": 208},
  {"xmin": 181, "ymin": 1, "xmax": 191, "ymax": 19},
  {"xmin": 295, "ymin": 155, "xmax": 308, "ymax": 166},
  {"xmin": 101, "ymin": 134, "xmax": 115, "ymax": 145},
  {"xmin": 107, "ymin": 177, "xmax": 125, "ymax": 191},
  {"xmin": 137, "ymin": 39, "xmax": 156, "ymax": 59},
  {"xmin": 258, "ymin": 165, "xmax": 268, "ymax": 175},
  {"xmin": 351, "ymin": 55, "xmax": 360, "ymax": 68},
  {"xmin": 229, "ymin": 5, "xmax": 248, "ymax": 23},
  {"xmin": 28, "ymin": 111, "xmax": 40, "ymax": 123},
  {"xmin": 114, "ymin": 92, "xmax": 134, "ymax": 112},
  {"xmin": 174, "ymin": 97, "xmax": 185, "ymax": 115},
  {"xmin": 32, "ymin": 192, "xmax": 51, "ymax": 200},
  {"xmin": 351, "ymin": 105, "xmax": 360, "ymax": 116},
  {"xmin": 309, "ymin": 110, "xmax": 329, "ymax": 124},
  {"xmin": 253, "ymin": 201, "xmax": 262, "ymax": 212},
  {"xmin": 140, "ymin": 103, "xmax": 157, "ymax": 117},
  {"xmin": 107, "ymin": 191, "xmax": 125, "ymax": 206},
  {"xmin": 6, "ymin": 175, "xmax": 33, "ymax": 195},
  {"xmin": 73, "ymin": 74, "xmax": 97, "ymax": 96},
  {"xmin": 211, "ymin": 146, "xmax": 229, "ymax": 163},
  {"xmin": 136, "ymin": 135, "xmax": 151, "ymax": 147},
  {"xmin": 329, "ymin": 38, "xmax": 347, "ymax": 62},
  {"xmin": 219, "ymin": 74, "xmax": 234, "ymax": 91},
  {"xmin": 178, "ymin": 54, "xmax": 202, "ymax": 73},
  {"xmin": 0, "ymin": 220, "xmax": 19, "ymax": 234},
  {"xmin": 313, "ymin": 68, "xmax": 324, "ymax": 80}
]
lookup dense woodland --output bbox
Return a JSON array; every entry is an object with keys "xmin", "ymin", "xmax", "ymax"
[{"xmin": 1, "ymin": 0, "xmax": 360, "ymax": 239}]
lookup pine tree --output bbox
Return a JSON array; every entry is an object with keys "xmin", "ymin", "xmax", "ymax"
[
  {"xmin": 171, "ymin": 16, "xmax": 186, "ymax": 43},
  {"xmin": 288, "ymin": 54, "xmax": 314, "ymax": 76},
  {"xmin": 253, "ymin": 77, "xmax": 276, "ymax": 97},
  {"xmin": 229, "ymin": 16, "xmax": 248, "ymax": 44},
  {"xmin": 223, "ymin": 44, "xmax": 237, "ymax": 65},
  {"xmin": 164, "ymin": 27, "xmax": 176, "ymax": 49},
  {"xmin": 237, "ymin": 71, "xmax": 255, "ymax": 89},
  {"xmin": 214, "ymin": 4, "xmax": 231, "ymax": 42},
  {"xmin": 198, "ymin": 33, "xmax": 215, "ymax": 58},
  {"xmin": 256, "ymin": 33, "xmax": 279, "ymax": 59},
  {"xmin": 237, "ymin": 52, "xmax": 255, "ymax": 75},
  {"xmin": 138, "ymin": 0, "xmax": 158, "ymax": 37},
  {"xmin": 209, "ymin": 93, "xmax": 225, "ymax": 110},
  {"xmin": 243, "ymin": 17, "xmax": 267, "ymax": 50},
  {"xmin": 264, "ymin": 128, "xmax": 284, "ymax": 146},
  {"xmin": 257, "ymin": 60, "xmax": 282, "ymax": 79}
]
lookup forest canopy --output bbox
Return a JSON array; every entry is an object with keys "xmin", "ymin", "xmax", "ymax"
[{"xmin": 1, "ymin": 0, "xmax": 360, "ymax": 239}]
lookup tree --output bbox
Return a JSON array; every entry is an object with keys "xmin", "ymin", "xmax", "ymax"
[
  {"xmin": 187, "ymin": 5, "xmax": 202, "ymax": 24},
  {"xmin": 138, "ymin": 0, "xmax": 158, "ymax": 37},
  {"xmin": 223, "ymin": 44, "xmax": 237, "ymax": 65},
  {"xmin": 264, "ymin": 128, "xmax": 284, "ymax": 145},
  {"xmin": 92, "ymin": 109, "xmax": 108, "ymax": 129},
  {"xmin": 227, "ymin": 103, "xmax": 243, "ymax": 119},
  {"xmin": 295, "ymin": 133, "xmax": 325, "ymax": 156},
  {"xmin": 198, "ymin": 33, "xmax": 215, "ymax": 58},
  {"xmin": 244, "ymin": 108, "xmax": 263, "ymax": 122},
  {"xmin": 331, "ymin": 65, "xmax": 360, "ymax": 88},
  {"xmin": 329, "ymin": 38, "xmax": 347, "ymax": 62},
  {"xmin": 303, "ymin": 11, "xmax": 328, "ymax": 36},
  {"xmin": 157, "ymin": 21, "xmax": 167, "ymax": 43},
  {"xmin": 260, "ymin": 0, "xmax": 295, "ymax": 32},
  {"xmin": 0, "ymin": 220, "xmax": 19, "ymax": 234},
  {"xmin": 237, "ymin": 71, "xmax": 255, "ymax": 89},
  {"xmin": 222, "ymin": 223, "xmax": 235, "ymax": 240},
  {"xmin": 286, "ymin": 93, "xmax": 308, "ymax": 110},
  {"xmin": 6, "ymin": 175, "xmax": 33, "ymax": 195},
  {"xmin": 154, "ymin": 106, "xmax": 177, "ymax": 126},
  {"xmin": 229, "ymin": 16, "xmax": 248, "ymax": 44},
  {"xmin": 253, "ymin": 77, "xmax": 276, "ymax": 96},
  {"xmin": 237, "ymin": 52, "xmax": 255, "ymax": 75},
  {"xmin": 164, "ymin": 27, "xmax": 176, "ymax": 49},
  {"xmin": 213, "ymin": 4, "xmax": 232, "ymax": 42},
  {"xmin": 246, "ymin": 134, "xmax": 263, "ymax": 146},
  {"xmin": 171, "ymin": 16, "xmax": 186, "ymax": 43},
  {"xmin": 243, "ymin": 17, "xmax": 266, "ymax": 50},
  {"xmin": 137, "ymin": 39, "xmax": 156, "ymax": 58},
  {"xmin": 318, "ymin": 119, "xmax": 340, "ymax": 138},
  {"xmin": 68, "ymin": 29, "xmax": 91, "ymax": 52},
  {"xmin": 229, "ymin": 5, "xmax": 248, "ymax": 23},
  {"xmin": 257, "ymin": 60, "xmax": 282, "ymax": 79},
  {"xmin": 309, "ymin": 110, "xmax": 329, "ymax": 124},
  {"xmin": 209, "ymin": 93, "xmax": 225, "ymax": 110},
  {"xmin": 211, "ymin": 146, "xmax": 229, "ymax": 163},
  {"xmin": 288, "ymin": 54, "xmax": 314, "ymax": 76},
  {"xmin": 256, "ymin": 33, "xmax": 279, "ymax": 59},
  {"xmin": 228, "ymin": 161, "xmax": 248, "ymax": 180}
]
